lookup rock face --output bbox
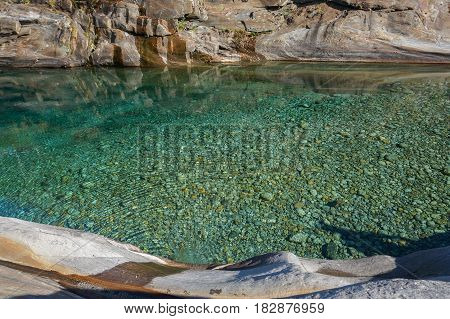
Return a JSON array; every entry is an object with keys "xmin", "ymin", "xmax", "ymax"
[
  {"xmin": 0, "ymin": 217, "xmax": 449, "ymax": 298},
  {"xmin": 142, "ymin": 0, "xmax": 208, "ymax": 20},
  {"xmin": 256, "ymin": 0, "xmax": 450, "ymax": 63},
  {"xmin": 0, "ymin": 0, "xmax": 448, "ymax": 67},
  {"xmin": 334, "ymin": 0, "xmax": 419, "ymax": 11},
  {"xmin": 0, "ymin": 3, "xmax": 94, "ymax": 67}
]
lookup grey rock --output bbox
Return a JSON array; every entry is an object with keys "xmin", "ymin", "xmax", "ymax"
[
  {"xmin": 290, "ymin": 233, "xmax": 307, "ymax": 243},
  {"xmin": 256, "ymin": 0, "xmax": 450, "ymax": 63},
  {"xmin": 154, "ymin": 19, "xmax": 177, "ymax": 36},
  {"xmin": 0, "ymin": 3, "xmax": 94, "ymax": 67},
  {"xmin": 110, "ymin": 29, "xmax": 141, "ymax": 66},
  {"xmin": 136, "ymin": 16, "xmax": 153, "ymax": 37},
  {"xmin": 179, "ymin": 26, "xmax": 241, "ymax": 63},
  {"xmin": 0, "ymin": 217, "xmax": 449, "ymax": 298},
  {"xmin": 30, "ymin": 0, "xmax": 74, "ymax": 13},
  {"xmin": 0, "ymin": 0, "xmax": 448, "ymax": 66},
  {"xmin": 332, "ymin": 0, "xmax": 419, "ymax": 11},
  {"xmin": 0, "ymin": 264, "xmax": 81, "ymax": 299},
  {"xmin": 142, "ymin": 0, "xmax": 207, "ymax": 21},
  {"xmin": 93, "ymin": 13, "xmax": 112, "ymax": 29},
  {"xmin": 91, "ymin": 40, "xmax": 116, "ymax": 66},
  {"xmin": 0, "ymin": 17, "xmax": 21, "ymax": 35},
  {"xmin": 261, "ymin": 0, "xmax": 292, "ymax": 7},
  {"xmin": 242, "ymin": 10, "xmax": 279, "ymax": 33},
  {"xmin": 301, "ymin": 278, "xmax": 450, "ymax": 299},
  {"xmin": 261, "ymin": 192, "xmax": 274, "ymax": 201},
  {"xmin": 100, "ymin": 1, "xmax": 140, "ymax": 33}
]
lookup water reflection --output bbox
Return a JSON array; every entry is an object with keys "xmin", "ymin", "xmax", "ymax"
[{"xmin": 0, "ymin": 63, "xmax": 448, "ymax": 112}]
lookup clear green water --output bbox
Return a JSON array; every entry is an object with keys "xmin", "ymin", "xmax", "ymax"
[{"xmin": 0, "ymin": 63, "xmax": 449, "ymax": 264}]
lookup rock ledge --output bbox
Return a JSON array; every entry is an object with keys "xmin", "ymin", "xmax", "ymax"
[{"xmin": 0, "ymin": 217, "xmax": 449, "ymax": 298}]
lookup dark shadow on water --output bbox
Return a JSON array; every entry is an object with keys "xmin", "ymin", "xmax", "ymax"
[
  {"xmin": 319, "ymin": 223, "xmax": 450, "ymax": 281},
  {"xmin": 319, "ymin": 222, "xmax": 450, "ymax": 258}
]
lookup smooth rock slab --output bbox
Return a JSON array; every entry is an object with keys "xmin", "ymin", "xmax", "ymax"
[
  {"xmin": 256, "ymin": 0, "xmax": 450, "ymax": 63},
  {"xmin": 0, "ymin": 217, "xmax": 449, "ymax": 298},
  {"xmin": 301, "ymin": 278, "xmax": 450, "ymax": 299},
  {"xmin": 0, "ymin": 264, "xmax": 81, "ymax": 299}
]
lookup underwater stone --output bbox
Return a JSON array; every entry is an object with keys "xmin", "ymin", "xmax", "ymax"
[
  {"xmin": 289, "ymin": 233, "xmax": 307, "ymax": 243},
  {"xmin": 81, "ymin": 182, "xmax": 94, "ymax": 189},
  {"xmin": 260, "ymin": 192, "xmax": 274, "ymax": 201}
]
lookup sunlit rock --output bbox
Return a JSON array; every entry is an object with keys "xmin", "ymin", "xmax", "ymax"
[
  {"xmin": 0, "ymin": 3, "xmax": 94, "ymax": 67},
  {"xmin": 0, "ymin": 217, "xmax": 449, "ymax": 298}
]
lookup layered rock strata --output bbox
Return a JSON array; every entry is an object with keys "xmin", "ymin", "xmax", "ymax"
[
  {"xmin": 0, "ymin": 0, "xmax": 448, "ymax": 67},
  {"xmin": 1, "ymin": 217, "xmax": 449, "ymax": 298}
]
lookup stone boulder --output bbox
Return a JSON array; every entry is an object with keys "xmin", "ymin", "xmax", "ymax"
[
  {"xmin": 142, "ymin": 0, "xmax": 208, "ymax": 21},
  {"xmin": 91, "ymin": 40, "xmax": 116, "ymax": 66},
  {"xmin": 204, "ymin": 0, "xmax": 285, "ymax": 33},
  {"xmin": 98, "ymin": 1, "xmax": 140, "ymax": 33},
  {"xmin": 29, "ymin": 0, "xmax": 75, "ymax": 13},
  {"xmin": 179, "ymin": 26, "xmax": 241, "ymax": 63},
  {"xmin": 0, "ymin": 3, "xmax": 94, "ymax": 67},
  {"xmin": 94, "ymin": 28, "xmax": 141, "ymax": 66}
]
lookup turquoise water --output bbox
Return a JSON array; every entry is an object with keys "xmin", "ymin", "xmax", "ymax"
[{"xmin": 0, "ymin": 63, "xmax": 449, "ymax": 264}]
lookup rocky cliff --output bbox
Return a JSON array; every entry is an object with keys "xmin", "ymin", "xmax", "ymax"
[{"xmin": 0, "ymin": 0, "xmax": 448, "ymax": 67}]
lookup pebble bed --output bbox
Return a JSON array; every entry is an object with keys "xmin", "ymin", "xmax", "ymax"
[{"xmin": 0, "ymin": 65, "xmax": 448, "ymax": 264}]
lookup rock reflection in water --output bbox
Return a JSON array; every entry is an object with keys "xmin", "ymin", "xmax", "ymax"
[{"xmin": 1, "ymin": 63, "xmax": 448, "ymax": 111}]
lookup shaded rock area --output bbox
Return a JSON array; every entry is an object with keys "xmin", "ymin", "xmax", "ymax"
[
  {"xmin": 1, "ymin": 217, "xmax": 449, "ymax": 298},
  {"xmin": 301, "ymin": 278, "xmax": 450, "ymax": 299},
  {"xmin": 0, "ymin": 0, "xmax": 448, "ymax": 67}
]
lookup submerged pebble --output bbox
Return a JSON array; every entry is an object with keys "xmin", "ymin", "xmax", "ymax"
[{"xmin": 261, "ymin": 192, "xmax": 274, "ymax": 201}]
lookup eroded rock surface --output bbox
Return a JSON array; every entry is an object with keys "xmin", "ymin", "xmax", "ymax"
[
  {"xmin": 0, "ymin": 264, "xmax": 81, "ymax": 299},
  {"xmin": 0, "ymin": 217, "xmax": 449, "ymax": 298},
  {"xmin": 0, "ymin": 3, "xmax": 94, "ymax": 67},
  {"xmin": 0, "ymin": 0, "xmax": 448, "ymax": 67},
  {"xmin": 302, "ymin": 278, "xmax": 450, "ymax": 299},
  {"xmin": 256, "ymin": 0, "xmax": 450, "ymax": 63}
]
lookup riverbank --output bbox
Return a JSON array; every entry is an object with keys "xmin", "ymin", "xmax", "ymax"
[
  {"xmin": 1, "ymin": 217, "xmax": 449, "ymax": 298},
  {"xmin": 0, "ymin": 1, "xmax": 449, "ymax": 67}
]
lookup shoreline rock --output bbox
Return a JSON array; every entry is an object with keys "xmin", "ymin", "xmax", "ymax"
[
  {"xmin": 0, "ymin": 217, "xmax": 448, "ymax": 298},
  {"xmin": 0, "ymin": 0, "xmax": 448, "ymax": 67}
]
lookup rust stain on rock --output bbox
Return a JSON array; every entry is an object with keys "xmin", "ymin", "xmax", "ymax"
[
  {"xmin": 91, "ymin": 261, "xmax": 185, "ymax": 286},
  {"xmin": 136, "ymin": 34, "xmax": 188, "ymax": 66},
  {"xmin": 0, "ymin": 259, "xmax": 177, "ymax": 298},
  {"xmin": 0, "ymin": 236, "xmax": 71, "ymax": 274}
]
